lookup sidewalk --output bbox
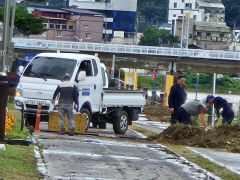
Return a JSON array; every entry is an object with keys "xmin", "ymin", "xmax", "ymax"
[
  {"xmin": 189, "ymin": 147, "xmax": 240, "ymax": 175},
  {"xmin": 135, "ymin": 114, "xmax": 240, "ymax": 176}
]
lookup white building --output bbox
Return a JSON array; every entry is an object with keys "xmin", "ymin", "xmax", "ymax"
[
  {"xmin": 168, "ymin": 0, "xmax": 226, "ymax": 24},
  {"xmin": 168, "ymin": 0, "xmax": 201, "ymax": 24}
]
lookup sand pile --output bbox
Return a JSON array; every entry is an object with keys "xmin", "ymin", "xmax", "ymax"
[
  {"xmin": 143, "ymin": 103, "xmax": 170, "ymax": 122},
  {"xmin": 147, "ymin": 123, "xmax": 240, "ymax": 150}
]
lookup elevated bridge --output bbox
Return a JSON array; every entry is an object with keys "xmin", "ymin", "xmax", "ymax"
[{"xmin": 12, "ymin": 38, "xmax": 240, "ymax": 74}]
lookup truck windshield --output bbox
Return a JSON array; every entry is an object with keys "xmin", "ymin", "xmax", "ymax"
[{"xmin": 23, "ymin": 56, "xmax": 77, "ymax": 80}]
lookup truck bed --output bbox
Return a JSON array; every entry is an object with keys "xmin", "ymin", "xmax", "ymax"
[{"xmin": 102, "ymin": 89, "xmax": 146, "ymax": 108}]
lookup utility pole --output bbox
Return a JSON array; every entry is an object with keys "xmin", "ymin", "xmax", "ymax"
[
  {"xmin": 111, "ymin": 55, "xmax": 115, "ymax": 79},
  {"xmin": 212, "ymin": 73, "xmax": 216, "ymax": 126},
  {"xmin": 0, "ymin": 0, "xmax": 13, "ymax": 142},
  {"xmin": 186, "ymin": 0, "xmax": 191, "ymax": 49}
]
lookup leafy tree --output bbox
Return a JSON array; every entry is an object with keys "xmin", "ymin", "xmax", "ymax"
[
  {"xmin": 222, "ymin": 0, "xmax": 240, "ymax": 28},
  {"xmin": 137, "ymin": 0, "xmax": 168, "ymax": 32},
  {"xmin": 0, "ymin": 5, "xmax": 44, "ymax": 35},
  {"xmin": 139, "ymin": 26, "xmax": 179, "ymax": 46},
  {"xmin": 21, "ymin": 0, "xmax": 66, "ymax": 7}
]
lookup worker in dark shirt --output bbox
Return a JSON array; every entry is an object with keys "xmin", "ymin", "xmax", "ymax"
[
  {"xmin": 168, "ymin": 75, "xmax": 187, "ymax": 124},
  {"xmin": 206, "ymin": 95, "xmax": 234, "ymax": 125},
  {"xmin": 51, "ymin": 73, "xmax": 79, "ymax": 135}
]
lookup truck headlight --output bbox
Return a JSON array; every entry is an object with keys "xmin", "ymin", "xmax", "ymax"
[{"xmin": 15, "ymin": 89, "xmax": 23, "ymax": 97}]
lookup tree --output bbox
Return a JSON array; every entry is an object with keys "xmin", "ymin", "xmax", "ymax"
[
  {"xmin": 222, "ymin": 0, "xmax": 240, "ymax": 28},
  {"xmin": 137, "ymin": 0, "xmax": 168, "ymax": 32},
  {"xmin": 139, "ymin": 26, "xmax": 179, "ymax": 46},
  {"xmin": 0, "ymin": 5, "xmax": 44, "ymax": 35}
]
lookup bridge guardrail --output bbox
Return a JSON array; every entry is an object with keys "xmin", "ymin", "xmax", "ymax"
[{"xmin": 12, "ymin": 38, "xmax": 240, "ymax": 61}]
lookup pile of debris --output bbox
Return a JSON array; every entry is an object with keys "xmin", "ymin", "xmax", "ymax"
[
  {"xmin": 147, "ymin": 123, "xmax": 240, "ymax": 151},
  {"xmin": 143, "ymin": 103, "xmax": 170, "ymax": 122}
]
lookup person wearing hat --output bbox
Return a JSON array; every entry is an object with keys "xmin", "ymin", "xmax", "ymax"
[
  {"xmin": 176, "ymin": 100, "xmax": 208, "ymax": 128},
  {"xmin": 51, "ymin": 73, "xmax": 79, "ymax": 135},
  {"xmin": 168, "ymin": 75, "xmax": 187, "ymax": 124},
  {"xmin": 206, "ymin": 95, "xmax": 234, "ymax": 125}
]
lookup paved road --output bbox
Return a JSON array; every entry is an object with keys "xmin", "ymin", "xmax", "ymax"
[
  {"xmin": 189, "ymin": 147, "xmax": 240, "ymax": 175},
  {"xmin": 35, "ymin": 123, "xmax": 218, "ymax": 180}
]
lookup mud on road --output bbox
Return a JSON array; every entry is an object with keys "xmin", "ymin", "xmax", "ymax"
[{"xmin": 143, "ymin": 102, "xmax": 170, "ymax": 123}]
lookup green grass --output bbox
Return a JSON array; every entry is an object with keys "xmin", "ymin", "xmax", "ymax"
[
  {"xmin": 5, "ymin": 102, "xmax": 29, "ymax": 140},
  {"xmin": 0, "ymin": 145, "xmax": 42, "ymax": 180}
]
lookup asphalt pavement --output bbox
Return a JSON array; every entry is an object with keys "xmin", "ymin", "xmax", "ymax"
[{"xmin": 34, "ymin": 122, "xmax": 219, "ymax": 180}]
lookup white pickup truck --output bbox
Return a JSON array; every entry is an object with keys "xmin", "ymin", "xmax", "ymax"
[{"xmin": 14, "ymin": 53, "xmax": 146, "ymax": 134}]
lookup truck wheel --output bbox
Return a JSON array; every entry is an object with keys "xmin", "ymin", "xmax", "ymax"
[
  {"xmin": 80, "ymin": 108, "xmax": 91, "ymax": 132},
  {"xmin": 113, "ymin": 110, "xmax": 128, "ymax": 134}
]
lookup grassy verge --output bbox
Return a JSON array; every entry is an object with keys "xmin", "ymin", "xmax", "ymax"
[
  {"xmin": 129, "ymin": 124, "xmax": 240, "ymax": 180},
  {"xmin": 0, "ymin": 101, "xmax": 42, "ymax": 180},
  {"xmin": 0, "ymin": 145, "xmax": 42, "ymax": 180}
]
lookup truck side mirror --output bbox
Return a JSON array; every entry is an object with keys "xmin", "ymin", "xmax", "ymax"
[
  {"xmin": 18, "ymin": 66, "xmax": 24, "ymax": 75},
  {"xmin": 77, "ymin": 71, "xmax": 86, "ymax": 81}
]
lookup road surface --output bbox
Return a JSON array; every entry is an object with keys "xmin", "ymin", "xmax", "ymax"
[{"xmin": 34, "ymin": 122, "xmax": 218, "ymax": 180}]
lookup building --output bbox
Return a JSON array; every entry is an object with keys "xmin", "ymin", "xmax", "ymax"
[
  {"xmin": 194, "ymin": 21, "xmax": 232, "ymax": 50},
  {"xmin": 28, "ymin": 6, "xmax": 104, "ymax": 43},
  {"xmin": 67, "ymin": 0, "xmax": 137, "ymax": 43},
  {"xmin": 168, "ymin": 0, "xmax": 201, "ymax": 25},
  {"xmin": 169, "ymin": 0, "xmax": 232, "ymax": 50}
]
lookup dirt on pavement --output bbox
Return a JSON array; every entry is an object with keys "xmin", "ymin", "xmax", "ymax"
[
  {"xmin": 143, "ymin": 102, "xmax": 170, "ymax": 122},
  {"xmin": 147, "ymin": 123, "xmax": 240, "ymax": 152}
]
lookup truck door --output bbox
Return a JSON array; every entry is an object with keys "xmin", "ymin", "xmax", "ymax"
[{"xmin": 75, "ymin": 59, "xmax": 101, "ymax": 112}]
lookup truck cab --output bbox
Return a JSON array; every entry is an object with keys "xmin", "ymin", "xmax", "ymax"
[{"xmin": 15, "ymin": 53, "xmax": 145, "ymax": 134}]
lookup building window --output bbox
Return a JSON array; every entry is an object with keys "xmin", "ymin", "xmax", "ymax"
[
  {"xmin": 86, "ymin": 33, "xmax": 92, "ymax": 39},
  {"xmin": 49, "ymin": 19, "xmax": 57, "ymax": 23},
  {"xmin": 185, "ymin": 3, "xmax": 192, "ymax": 9},
  {"xmin": 193, "ymin": 15, "xmax": 197, "ymax": 20},
  {"xmin": 49, "ymin": 24, "xmax": 54, "ymax": 29},
  {"xmin": 83, "ymin": 24, "xmax": 89, "ymax": 28},
  {"xmin": 69, "ymin": 25, "xmax": 74, "ymax": 30},
  {"xmin": 57, "ymin": 31, "xmax": 62, "ymax": 37},
  {"xmin": 43, "ymin": 24, "xmax": 47, "ymax": 29},
  {"xmin": 174, "ymin": 2, "xmax": 177, "ymax": 8},
  {"xmin": 182, "ymin": 0, "xmax": 184, "ymax": 2},
  {"xmin": 56, "ymin": 25, "xmax": 61, "ymax": 29},
  {"xmin": 181, "ymin": 10, "xmax": 183, "ymax": 14},
  {"xmin": 173, "ymin": 14, "xmax": 176, "ymax": 17},
  {"xmin": 220, "ymin": 33, "xmax": 224, "ymax": 38},
  {"xmin": 206, "ymin": 32, "xmax": 211, "ymax": 36},
  {"xmin": 197, "ymin": 32, "xmax": 201, "ymax": 36},
  {"xmin": 58, "ymin": 20, "xmax": 66, "ymax": 24},
  {"xmin": 62, "ymin": 25, "xmax": 67, "ymax": 30}
]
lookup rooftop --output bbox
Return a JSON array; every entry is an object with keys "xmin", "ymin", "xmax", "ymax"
[
  {"xmin": 195, "ymin": 21, "xmax": 229, "ymax": 28},
  {"xmin": 197, "ymin": 0, "xmax": 225, "ymax": 8}
]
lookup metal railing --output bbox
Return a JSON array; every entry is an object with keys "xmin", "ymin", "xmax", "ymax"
[{"xmin": 12, "ymin": 38, "xmax": 240, "ymax": 61}]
